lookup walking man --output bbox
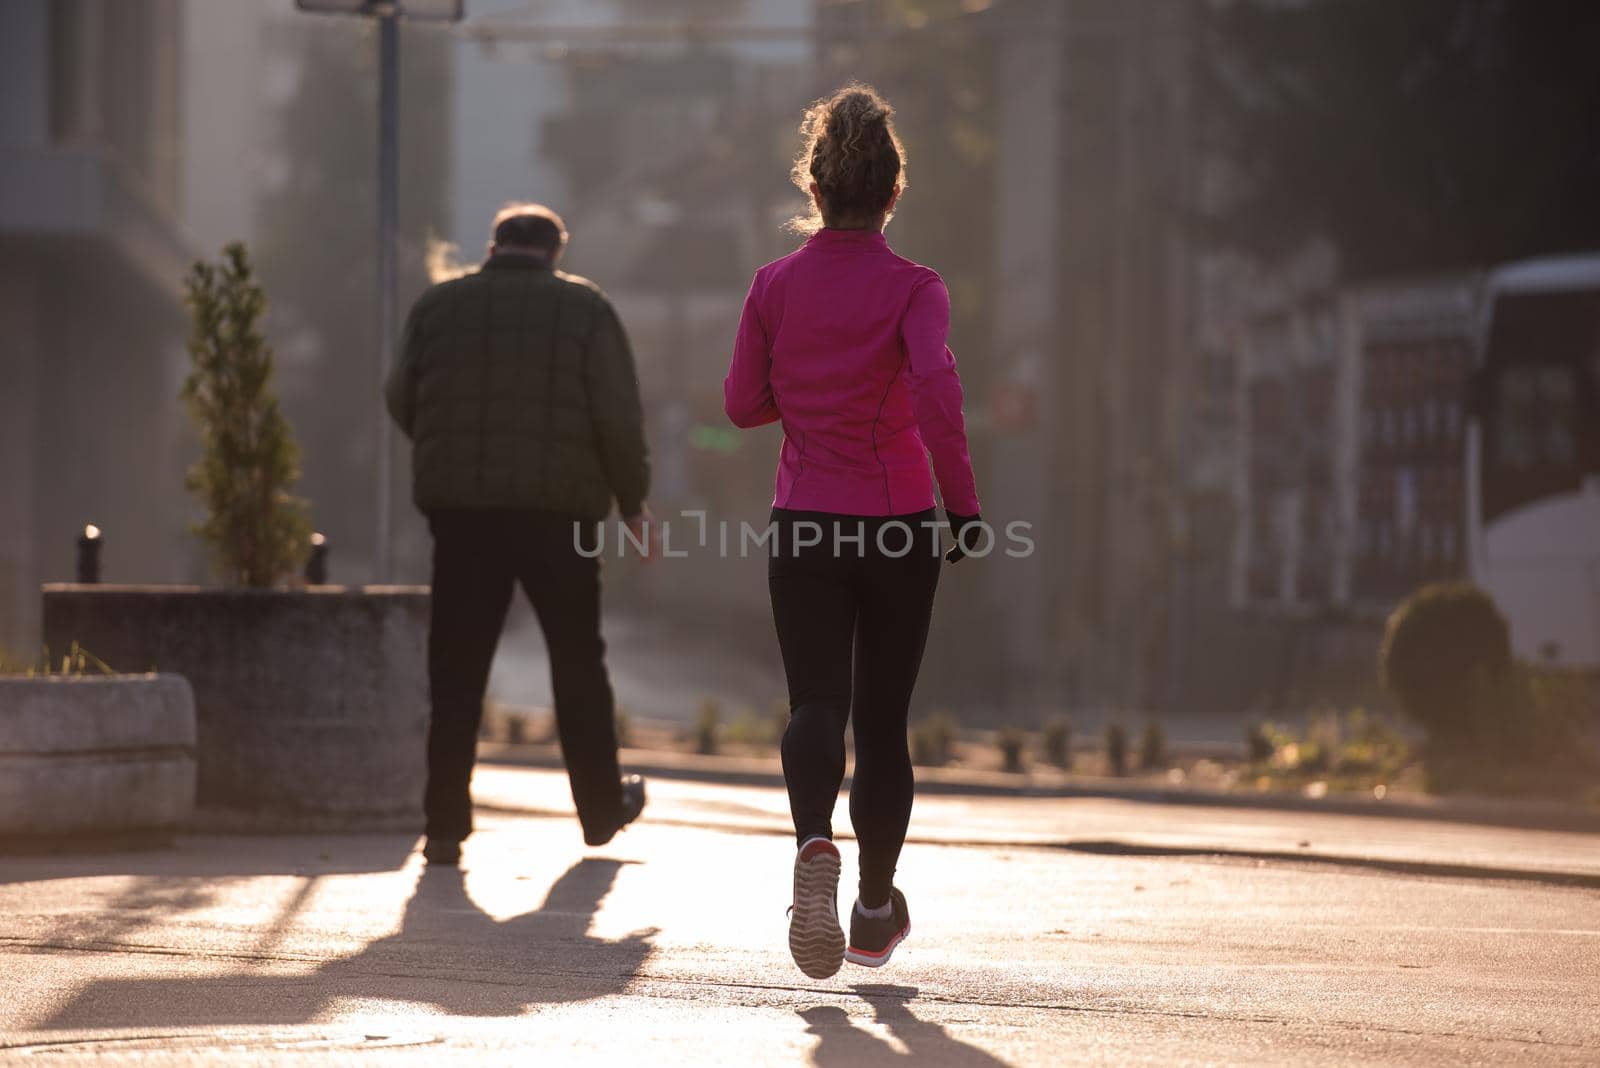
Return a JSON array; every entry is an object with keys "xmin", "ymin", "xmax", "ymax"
[{"xmin": 386, "ymin": 203, "xmax": 649, "ymax": 866}]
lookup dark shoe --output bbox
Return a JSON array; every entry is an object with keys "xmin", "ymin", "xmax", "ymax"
[
  {"xmin": 422, "ymin": 837, "xmax": 462, "ymax": 867},
  {"xmin": 584, "ymin": 774, "xmax": 647, "ymax": 847},
  {"xmin": 788, "ymin": 837, "xmax": 845, "ymax": 979},
  {"xmin": 845, "ymin": 887, "xmax": 910, "ymax": 968}
]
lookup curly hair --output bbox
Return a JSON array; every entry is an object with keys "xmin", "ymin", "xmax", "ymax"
[{"xmin": 787, "ymin": 83, "xmax": 906, "ymax": 234}]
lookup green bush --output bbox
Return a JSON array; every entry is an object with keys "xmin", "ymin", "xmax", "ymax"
[
  {"xmin": 910, "ymin": 711, "xmax": 957, "ymax": 767},
  {"xmin": 694, "ymin": 699, "xmax": 721, "ymax": 755},
  {"xmin": 181, "ymin": 243, "xmax": 312, "ymax": 587},
  {"xmin": 996, "ymin": 727, "xmax": 1026, "ymax": 773},
  {"xmin": 614, "ymin": 707, "xmax": 632, "ymax": 749},
  {"xmin": 725, "ymin": 706, "xmax": 781, "ymax": 748},
  {"xmin": 1424, "ymin": 666, "xmax": 1596, "ymax": 794},
  {"xmin": 1244, "ymin": 709, "xmax": 1414, "ymax": 793},
  {"xmin": 1139, "ymin": 722, "xmax": 1167, "ymax": 770},
  {"xmin": 1380, "ymin": 583, "xmax": 1513, "ymax": 750},
  {"xmin": 1244, "ymin": 721, "xmax": 1275, "ymax": 764},
  {"xmin": 771, "ymin": 699, "xmax": 792, "ymax": 747},
  {"xmin": 1041, "ymin": 717, "xmax": 1072, "ymax": 768},
  {"xmin": 1104, "ymin": 722, "xmax": 1129, "ymax": 777}
]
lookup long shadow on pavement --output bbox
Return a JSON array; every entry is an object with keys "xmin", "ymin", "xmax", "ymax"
[
  {"xmin": 799, "ymin": 984, "xmax": 1012, "ymax": 1068},
  {"xmin": 4, "ymin": 835, "xmax": 417, "ymax": 952},
  {"xmin": 37, "ymin": 856, "xmax": 656, "ymax": 1031}
]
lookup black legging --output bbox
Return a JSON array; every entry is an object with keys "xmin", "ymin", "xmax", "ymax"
[{"xmin": 768, "ymin": 508, "xmax": 941, "ymax": 906}]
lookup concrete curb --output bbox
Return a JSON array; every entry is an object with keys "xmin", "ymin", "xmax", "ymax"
[
  {"xmin": 479, "ymin": 742, "xmax": 1600, "ymax": 835},
  {"xmin": 0, "ymin": 674, "xmax": 197, "ymax": 842}
]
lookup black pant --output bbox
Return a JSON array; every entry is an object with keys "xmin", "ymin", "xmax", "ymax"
[
  {"xmin": 424, "ymin": 508, "xmax": 623, "ymax": 844},
  {"xmin": 767, "ymin": 508, "xmax": 941, "ymax": 906}
]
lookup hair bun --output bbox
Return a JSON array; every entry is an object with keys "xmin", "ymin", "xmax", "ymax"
[
  {"xmin": 786, "ymin": 83, "xmax": 904, "ymax": 234},
  {"xmin": 841, "ymin": 92, "xmax": 885, "ymax": 120}
]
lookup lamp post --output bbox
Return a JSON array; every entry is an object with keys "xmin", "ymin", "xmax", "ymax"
[
  {"xmin": 76, "ymin": 525, "xmax": 102, "ymax": 585},
  {"xmin": 306, "ymin": 532, "xmax": 330, "ymax": 586},
  {"xmin": 294, "ymin": 1, "xmax": 462, "ymax": 583}
]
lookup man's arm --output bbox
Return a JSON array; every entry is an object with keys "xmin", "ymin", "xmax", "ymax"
[
  {"xmin": 584, "ymin": 296, "xmax": 651, "ymax": 518},
  {"xmin": 385, "ymin": 302, "xmax": 423, "ymax": 440}
]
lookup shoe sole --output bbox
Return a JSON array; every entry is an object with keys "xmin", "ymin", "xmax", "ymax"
[
  {"xmin": 789, "ymin": 846, "xmax": 845, "ymax": 980},
  {"xmin": 844, "ymin": 920, "xmax": 911, "ymax": 968}
]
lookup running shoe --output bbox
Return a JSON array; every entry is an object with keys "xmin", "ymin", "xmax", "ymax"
[
  {"xmin": 788, "ymin": 836, "xmax": 845, "ymax": 979},
  {"xmin": 844, "ymin": 886, "xmax": 911, "ymax": 967}
]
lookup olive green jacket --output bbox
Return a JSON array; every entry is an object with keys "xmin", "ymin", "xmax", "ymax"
[{"xmin": 385, "ymin": 256, "xmax": 649, "ymax": 520}]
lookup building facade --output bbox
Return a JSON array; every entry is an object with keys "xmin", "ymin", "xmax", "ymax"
[{"xmin": 0, "ymin": 0, "xmax": 194, "ymax": 654}]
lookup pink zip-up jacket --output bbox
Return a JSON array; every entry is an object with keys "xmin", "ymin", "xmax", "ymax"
[{"xmin": 723, "ymin": 228, "xmax": 981, "ymax": 517}]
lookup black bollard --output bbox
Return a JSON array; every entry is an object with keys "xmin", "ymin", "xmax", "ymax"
[
  {"xmin": 76, "ymin": 525, "xmax": 102, "ymax": 584},
  {"xmin": 305, "ymin": 532, "xmax": 329, "ymax": 585}
]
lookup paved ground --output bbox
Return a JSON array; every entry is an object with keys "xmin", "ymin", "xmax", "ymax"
[{"xmin": 2, "ymin": 766, "xmax": 1598, "ymax": 1065}]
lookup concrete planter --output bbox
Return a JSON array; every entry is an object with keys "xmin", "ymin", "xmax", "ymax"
[
  {"xmin": 0, "ymin": 674, "xmax": 196, "ymax": 843},
  {"xmin": 42, "ymin": 585, "xmax": 429, "ymax": 831}
]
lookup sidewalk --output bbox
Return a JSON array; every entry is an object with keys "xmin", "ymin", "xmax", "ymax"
[
  {"xmin": 3, "ymin": 766, "xmax": 1597, "ymax": 1065},
  {"xmin": 481, "ymin": 740, "xmax": 1600, "ymax": 836},
  {"xmin": 471, "ymin": 763, "xmax": 1600, "ymax": 887}
]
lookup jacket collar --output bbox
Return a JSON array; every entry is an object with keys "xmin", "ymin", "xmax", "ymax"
[
  {"xmin": 806, "ymin": 227, "xmax": 889, "ymax": 249},
  {"xmin": 483, "ymin": 251, "xmax": 554, "ymax": 272}
]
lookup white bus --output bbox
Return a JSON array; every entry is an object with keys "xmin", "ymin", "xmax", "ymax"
[{"xmin": 1467, "ymin": 253, "xmax": 1600, "ymax": 669}]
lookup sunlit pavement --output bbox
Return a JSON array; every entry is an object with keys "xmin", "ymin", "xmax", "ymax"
[{"xmin": 2, "ymin": 766, "xmax": 1597, "ymax": 1066}]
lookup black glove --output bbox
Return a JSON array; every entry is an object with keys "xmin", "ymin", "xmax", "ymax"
[{"xmin": 944, "ymin": 512, "xmax": 983, "ymax": 564}]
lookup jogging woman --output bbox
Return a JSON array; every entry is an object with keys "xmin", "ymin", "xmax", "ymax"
[{"xmin": 724, "ymin": 84, "xmax": 983, "ymax": 980}]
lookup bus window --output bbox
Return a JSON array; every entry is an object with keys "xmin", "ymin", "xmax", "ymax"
[
  {"xmin": 1492, "ymin": 364, "xmax": 1577, "ymax": 471},
  {"xmin": 1478, "ymin": 289, "xmax": 1600, "ymax": 523}
]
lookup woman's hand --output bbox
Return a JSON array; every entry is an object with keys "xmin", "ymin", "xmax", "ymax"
[{"xmin": 944, "ymin": 512, "xmax": 983, "ymax": 564}]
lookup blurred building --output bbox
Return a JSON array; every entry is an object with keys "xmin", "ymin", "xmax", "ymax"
[
  {"xmin": 1339, "ymin": 274, "xmax": 1478, "ymax": 608},
  {"xmin": 941, "ymin": 0, "xmax": 1203, "ymax": 723},
  {"xmin": 0, "ymin": 0, "xmax": 457, "ymax": 656},
  {"xmin": 0, "ymin": 0, "xmax": 194, "ymax": 654},
  {"xmin": 1219, "ymin": 244, "xmax": 1484, "ymax": 710},
  {"xmin": 1230, "ymin": 255, "xmax": 1478, "ymax": 616}
]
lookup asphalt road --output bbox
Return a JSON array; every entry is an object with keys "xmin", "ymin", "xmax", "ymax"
[{"xmin": 1, "ymin": 767, "xmax": 1597, "ymax": 1065}]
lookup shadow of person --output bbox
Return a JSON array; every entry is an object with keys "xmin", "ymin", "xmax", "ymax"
[
  {"xmin": 799, "ymin": 984, "xmax": 1013, "ymax": 1068},
  {"xmin": 37, "ymin": 856, "xmax": 656, "ymax": 1031},
  {"xmin": 330, "ymin": 856, "xmax": 659, "ymax": 1015}
]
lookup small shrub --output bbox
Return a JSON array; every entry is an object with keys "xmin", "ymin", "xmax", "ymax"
[
  {"xmin": 1245, "ymin": 722, "xmax": 1274, "ymax": 764},
  {"xmin": 1380, "ymin": 583, "xmax": 1513, "ymax": 751},
  {"xmin": 1041, "ymin": 717, "xmax": 1072, "ymax": 768},
  {"xmin": 695, "ymin": 699, "xmax": 721, "ymax": 756},
  {"xmin": 771, "ymin": 699, "xmax": 792, "ymax": 747},
  {"xmin": 505, "ymin": 714, "xmax": 526, "ymax": 745},
  {"xmin": 1139, "ymin": 722, "xmax": 1167, "ymax": 771},
  {"xmin": 910, "ymin": 711, "xmax": 957, "ymax": 767},
  {"xmin": 1104, "ymin": 723, "xmax": 1129, "ymax": 777},
  {"xmin": 0, "ymin": 642, "xmax": 116, "ymax": 677},
  {"xmin": 1247, "ymin": 710, "xmax": 1414, "ymax": 793},
  {"xmin": 1517, "ymin": 667, "xmax": 1594, "ymax": 765},
  {"xmin": 614, "ymin": 706, "xmax": 632, "ymax": 749},
  {"xmin": 725, "ymin": 706, "xmax": 779, "ymax": 748},
  {"xmin": 997, "ymin": 727, "xmax": 1026, "ymax": 773},
  {"xmin": 181, "ymin": 242, "xmax": 312, "ymax": 587}
]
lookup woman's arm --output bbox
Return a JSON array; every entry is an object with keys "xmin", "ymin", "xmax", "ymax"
[
  {"xmin": 724, "ymin": 276, "xmax": 781, "ymax": 428},
  {"xmin": 902, "ymin": 273, "xmax": 981, "ymax": 516}
]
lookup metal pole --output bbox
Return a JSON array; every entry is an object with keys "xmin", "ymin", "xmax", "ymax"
[{"xmin": 375, "ymin": 11, "xmax": 398, "ymax": 584}]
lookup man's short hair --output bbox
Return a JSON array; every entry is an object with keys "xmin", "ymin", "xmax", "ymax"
[{"xmin": 491, "ymin": 202, "xmax": 568, "ymax": 254}]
